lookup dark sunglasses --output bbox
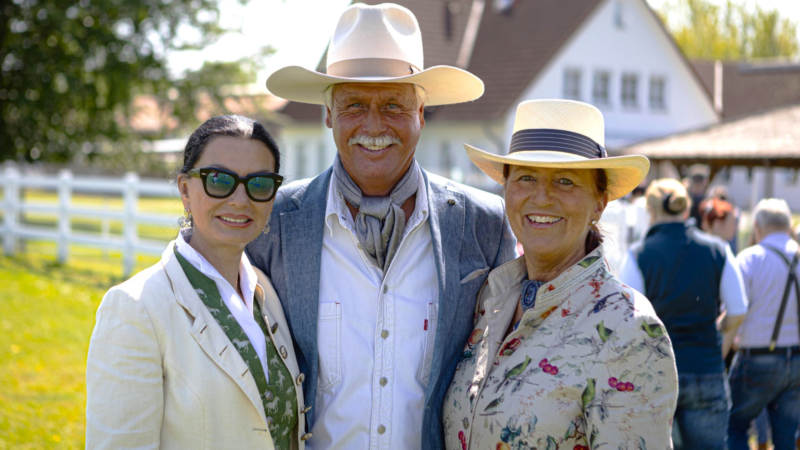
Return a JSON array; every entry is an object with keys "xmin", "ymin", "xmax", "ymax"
[{"xmin": 187, "ymin": 167, "xmax": 283, "ymax": 202}]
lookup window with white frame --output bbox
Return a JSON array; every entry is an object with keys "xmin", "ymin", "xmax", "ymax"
[
  {"xmin": 649, "ymin": 76, "xmax": 667, "ymax": 110},
  {"xmin": 296, "ymin": 142, "xmax": 306, "ymax": 178},
  {"xmin": 563, "ymin": 68, "xmax": 582, "ymax": 100},
  {"xmin": 614, "ymin": 0, "xmax": 626, "ymax": 29},
  {"xmin": 621, "ymin": 73, "xmax": 638, "ymax": 108},
  {"xmin": 593, "ymin": 71, "xmax": 611, "ymax": 106},
  {"xmin": 317, "ymin": 141, "xmax": 327, "ymax": 173}
]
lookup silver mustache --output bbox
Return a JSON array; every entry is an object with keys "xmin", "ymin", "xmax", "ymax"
[{"xmin": 348, "ymin": 135, "xmax": 402, "ymax": 150}]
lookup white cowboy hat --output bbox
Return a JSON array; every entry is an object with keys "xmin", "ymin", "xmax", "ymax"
[
  {"xmin": 465, "ymin": 100, "xmax": 650, "ymax": 201},
  {"xmin": 266, "ymin": 3, "xmax": 484, "ymax": 106}
]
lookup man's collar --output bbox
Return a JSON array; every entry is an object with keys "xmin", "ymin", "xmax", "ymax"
[
  {"xmin": 324, "ymin": 163, "xmax": 428, "ymax": 235},
  {"xmin": 760, "ymin": 231, "xmax": 792, "ymax": 248}
]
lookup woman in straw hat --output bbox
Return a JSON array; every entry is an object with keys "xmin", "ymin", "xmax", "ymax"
[
  {"xmin": 618, "ymin": 178, "xmax": 747, "ymax": 449},
  {"xmin": 443, "ymin": 100, "xmax": 678, "ymax": 449}
]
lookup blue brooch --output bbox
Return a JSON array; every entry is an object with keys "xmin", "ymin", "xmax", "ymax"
[{"xmin": 520, "ymin": 278, "xmax": 544, "ymax": 312}]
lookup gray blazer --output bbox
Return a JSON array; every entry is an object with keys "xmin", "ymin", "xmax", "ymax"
[{"xmin": 246, "ymin": 167, "xmax": 516, "ymax": 449}]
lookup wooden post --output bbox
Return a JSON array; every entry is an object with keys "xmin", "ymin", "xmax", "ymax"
[
  {"xmin": 57, "ymin": 169, "xmax": 72, "ymax": 264},
  {"xmin": 3, "ymin": 166, "xmax": 20, "ymax": 256},
  {"xmin": 123, "ymin": 172, "xmax": 139, "ymax": 277}
]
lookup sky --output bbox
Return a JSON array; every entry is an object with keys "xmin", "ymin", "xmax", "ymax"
[{"xmin": 167, "ymin": 0, "xmax": 800, "ymax": 94}]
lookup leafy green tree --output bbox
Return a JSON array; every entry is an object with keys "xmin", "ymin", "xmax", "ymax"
[
  {"xmin": 0, "ymin": 0, "xmax": 268, "ymax": 166},
  {"xmin": 659, "ymin": 0, "xmax": 798, "ymax": 60}
]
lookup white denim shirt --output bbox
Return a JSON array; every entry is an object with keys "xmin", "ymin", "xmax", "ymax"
[
  {"xmin": 308, "ymin": 172, "xmax": 439, "ymax": 450},
  {"xmin": 736, "ymin": 232, "xmax": 800, "ymax": 348},
  {"xmin": 175, "ymin": 232, "xmax": 268, "ymax": 381}
]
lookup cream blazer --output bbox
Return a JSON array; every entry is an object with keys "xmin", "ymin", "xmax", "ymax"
[{"xmin": 86, "ymin": 242, "xmax": 307, "ymax": 449}]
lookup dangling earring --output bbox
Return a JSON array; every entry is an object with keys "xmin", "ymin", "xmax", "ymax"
[
  {"xmin": 182, "ymin": 209, "xmax": 193, "ymax": 230},
  {"xmin": 262, "ymin": 222, "xmax": 271, "ymax": 235}
]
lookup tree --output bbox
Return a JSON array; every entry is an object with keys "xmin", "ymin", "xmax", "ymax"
[
  {"xmin": 0, "ymin": 0, "xmax": 268, "ymax": 166},
  {"xmin": 658, "ymin": 0, "xmax": 798, "ymax": 61}
]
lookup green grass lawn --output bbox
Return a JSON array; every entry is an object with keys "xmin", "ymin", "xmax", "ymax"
[{"xmin": 0, "ymin": 244, "xmax": 162, "ymax": 448}]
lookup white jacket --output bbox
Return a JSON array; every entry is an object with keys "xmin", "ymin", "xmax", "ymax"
[{"xmin": 86, "ymin": 241, "xmax": 307, "ymax": 449}]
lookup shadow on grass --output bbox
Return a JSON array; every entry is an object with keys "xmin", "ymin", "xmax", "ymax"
[{"xmin": 0, "ymin": 254, "xmax": 125, "ymax": 290}]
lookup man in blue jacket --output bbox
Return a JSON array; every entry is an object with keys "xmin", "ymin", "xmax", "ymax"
[{"xmin": 246, "ymin": 3, "xmax": 516, "ymax": 449}]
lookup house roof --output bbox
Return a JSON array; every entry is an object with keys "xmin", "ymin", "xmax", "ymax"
[
  {"xmin": 619, "ymin": 103, "xmax": 800, "ymax": 168},
  {"xmin": 691, "ymin": 59, "xmax": 800, "ymax": 120}
]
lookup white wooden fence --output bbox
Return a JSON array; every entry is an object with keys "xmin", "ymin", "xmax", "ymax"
[{"xmin": 2, "ymin": 166, "xmax": 180, "ymax": 276}]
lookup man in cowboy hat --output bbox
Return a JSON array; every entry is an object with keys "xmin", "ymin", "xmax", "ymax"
[{"xmin": 246, "ymin": 3, "xmax": 516, "ymax": 449}]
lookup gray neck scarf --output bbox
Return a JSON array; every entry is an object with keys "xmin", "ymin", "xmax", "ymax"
[{"xmin": 333, "ymin": 154, "xmax": 421, "ymax": 271}]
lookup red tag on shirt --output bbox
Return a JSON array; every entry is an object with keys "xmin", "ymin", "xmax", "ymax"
[{"xmin": 424, "ymin": 319, "xmax": 428, "ymax": 331}]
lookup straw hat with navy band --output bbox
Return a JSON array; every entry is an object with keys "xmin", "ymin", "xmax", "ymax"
[
  {"xmin": 266, "ymin": 3, "xmax": 484, "ymax": 106},
  {"xmin": 465, "ymin": 99, "xmax": 650, "ymax": 201}
]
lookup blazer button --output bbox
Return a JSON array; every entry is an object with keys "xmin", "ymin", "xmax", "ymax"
[
  {"xmin": 296, "ymin": 373, "xmax": 306, "ymax": 385},
  {"xmin": 301, "ymin": 405, "xmax": 312, "ymax": 414},
  {"xmin": 264, "ymin": 390, "xmax": 274, "ymax": 401},
  {"xmin": 301, "ymin": 433, "xmax": 313, "ymax": 441},
  {"xmin": 280, "ymin": 346, "xmax": 288, "ymax": 359},
  {"xmin": 271, "ymin": 322, "xmax": 279, "ymax": 334}
]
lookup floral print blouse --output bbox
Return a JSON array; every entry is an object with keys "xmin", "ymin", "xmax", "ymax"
[{"xmin": 443, "ymin": 250, "xmax": 678, "ymax": 450}]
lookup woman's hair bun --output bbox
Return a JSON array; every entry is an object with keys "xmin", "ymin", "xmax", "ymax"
[
  {"xmin": 664, "ymin": 192, "xmax": 688, "ymax": 215},
  {"xmin": 646, "ymin": 178, "xmax": 690, "ymax": 216}
]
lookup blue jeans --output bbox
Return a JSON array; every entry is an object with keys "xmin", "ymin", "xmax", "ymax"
[
  {"xmin": 674, "ymin": 372, "xmax": 730, "ymax": 450},
  {"xmin": 728, "ymin": 349, "xmax": 800, "ymax": 450}
]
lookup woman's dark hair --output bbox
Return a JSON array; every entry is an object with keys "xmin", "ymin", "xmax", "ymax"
[
  {"xmin": 502, "ymin": 164, "xmax": 608, "ymax": 254},
  {"xmin": 179, "ymin": 115, "xmax": 281, "ymax": 175}
]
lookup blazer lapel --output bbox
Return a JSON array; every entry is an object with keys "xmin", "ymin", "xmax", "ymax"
[
  {"xmin": 278, "ymin": 169, "xmax": 330, "ymax": 374},
  {"xmin": 160, "ymin": 244, "xmax": 268, "ymax": 426},
  {"xmin": 422, "ymin": 172, "xmax": 466, "ymax": 401}
]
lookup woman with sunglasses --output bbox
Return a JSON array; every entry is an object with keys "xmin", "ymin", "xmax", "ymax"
[{"xmin": 86, "ymin": 115, "xmax": 311, "ymax": 449}]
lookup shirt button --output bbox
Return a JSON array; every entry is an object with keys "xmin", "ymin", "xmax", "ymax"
[
  {"xmin": 271, "ymin": 322, "xmax": 279, "ymax": 334},
  {"xmin": 301, "ymin": 433, "xmax": 313, "ymax": 441},
  {"xmin": 296, "ymin": 373, "xmax": 306, "ymax": 385},
  {"xmin": 265, "ymin": 390, "xmax": 274, "ymax": 401},
  {"xmin": 280, "ymin": 346, "xmax": 288, "ymax": 359},
  {"xmin": 382, "ymin": 285, "xmax": 388, "ymax": 294},
  {"xmin": 380, "ymin": 377, "xmax": 388, "ymax": 386},
  {"xmin": 381, "ymin": 330, "xmax": 389, "ymax": 339},
  {"xmin": 377, "ymin": 425, "xmax": 386, "ymax": 434}
]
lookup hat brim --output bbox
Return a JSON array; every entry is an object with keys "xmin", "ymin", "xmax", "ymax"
[
  {"xmin": 267, "ymin": 65, "xmax": 484, "ymax": 106},
  {"xmin": 465, "ymin": 144, "xmax": 650, "ymax": 201}
]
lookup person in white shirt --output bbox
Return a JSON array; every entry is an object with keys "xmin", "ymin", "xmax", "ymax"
[
  {"xmin": 618, "ymin": 178, "xmax": 748, "ymax": 449},
  {"xmin": 246, "ymin": 4, "xmax": 516, "ymax": 450},
  {"xmin": 86, "ymin": 115, "xmax": 309, "ymax": 449},
  {"xmin": 729, "ymin": 198, "xmax": 800, "ymax": 450}
]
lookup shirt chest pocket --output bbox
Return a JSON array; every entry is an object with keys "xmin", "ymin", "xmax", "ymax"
[
  {"xmin": 418, "ymin": 302, "xmax": 439, "ymax": 384},
  {"xmin": 317, "ymin": 302, "xmax": 342, "ymax": 392}
]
